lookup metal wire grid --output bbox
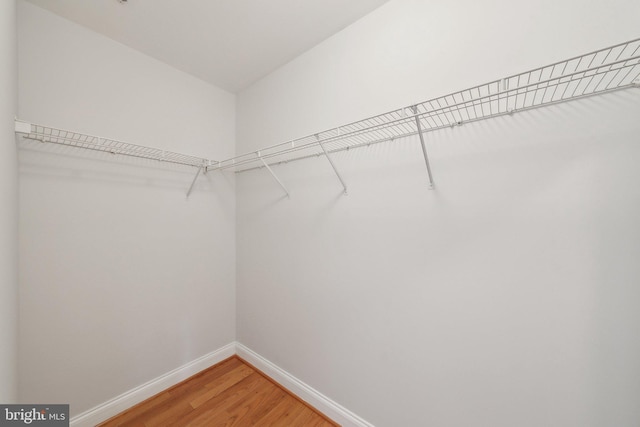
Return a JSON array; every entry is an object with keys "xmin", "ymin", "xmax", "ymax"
[
  {"xmin": 20, "ymin": 123, "xmax": 212, "ymax": 168},
  {"xmin": 213, "ymin": 38, "xmax": 640, "ymax": 173}
]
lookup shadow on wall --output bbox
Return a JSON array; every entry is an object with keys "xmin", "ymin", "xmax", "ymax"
[
  {"xmin": 17, "ymin": 137, "xmax": 223, "ymax": 194},
  {"xmin": 237, "ymin": 89, "xmax": 640, "ymax": 213}
]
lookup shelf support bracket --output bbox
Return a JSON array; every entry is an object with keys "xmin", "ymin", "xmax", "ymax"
[
  {"xmin": 411, "ymin": 106, "xmax": 435, "ymax": 189},
  {"xmin": 316, "ymin": 135, "xmax": 348, "ymax": 195},
  {"xmin": 186, "ymin": 166, "xmax": 203, "ymax": 198},
  {"xmin": 258, "ymin": 153, "xmax": 290, "ymax": 198}
]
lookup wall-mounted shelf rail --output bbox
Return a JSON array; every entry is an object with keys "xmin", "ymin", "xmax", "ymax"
[
  {"xmin": 209, "ymin": 38, "xmax": 640, "ymax": 189},
  {"xmin": 13, "ymin": 38, "xmax": 640, "ymax": 197},
  {"xmin": 15, "ymin": 121, "xmax": 216, "ymax": 197}
]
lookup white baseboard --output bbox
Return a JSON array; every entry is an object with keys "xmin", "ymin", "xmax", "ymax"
[
  {"xmin": 70, "ymin": 342, "xmax": 374, "ymax": 427},
  {"xmin": 70, "ymin": 342, "xmax": 236, "ymax": 427},
  {"xmin": 236, "ymin": 342, "xmax": 375, "ymax": 427}
]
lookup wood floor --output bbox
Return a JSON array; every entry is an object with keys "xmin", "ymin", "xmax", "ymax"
[{"xmin": 98, "ymin": 356, "xmax": 339, "ymax": 427}]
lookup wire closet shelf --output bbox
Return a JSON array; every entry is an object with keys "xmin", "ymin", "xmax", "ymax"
[
  {"xmin": 17, "ymin": 123, "xmax": 212, "ymax": 169},
  {"xmin": 211, "ymin": 38, "xmax": 640, "ymax": 174}
]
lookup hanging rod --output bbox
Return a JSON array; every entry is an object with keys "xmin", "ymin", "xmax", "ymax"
[{"xmin": 209, "ymin": 37, "xmax": 640, "ymax": 175}]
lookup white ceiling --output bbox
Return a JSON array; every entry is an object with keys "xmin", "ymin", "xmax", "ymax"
[{"xmin": 25, "ymin": 0, "xmax": 390, "ymax": 93}]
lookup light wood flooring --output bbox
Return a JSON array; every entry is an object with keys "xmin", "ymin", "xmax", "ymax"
[{"xmin": 98, "ymin": 356, "xmax": 339, "ymax": 427}]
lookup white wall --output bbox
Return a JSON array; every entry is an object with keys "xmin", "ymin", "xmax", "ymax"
[
  {"xmin": 236, "ymin": 1, "xmax": 640, "ymax": 426},
  {"xmin": 0, "ymin": 0, "xmax": 18, "ymax": 404},
  {"xmin": 238, "ymin": 0, "xmax": 640, "ymax": 151},
  {"xmin": 18, "ymin": 1, "xmax": 236, "ymax": 417}
]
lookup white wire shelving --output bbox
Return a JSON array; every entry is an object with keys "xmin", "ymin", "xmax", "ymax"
[
  {"xmin": 14, "ymin": 121, "xmax": 215, "ymax": 196},
  {"xmin": 209, "ymin": 37, "xmax": 640, "ymax": 193},
  {"xmin": 15, "ymin": 122, "xmax": 212, "ymax": 168},
  {"xmin": 14, "ymin": 38, "xmax": 640, "ymax": 197}
]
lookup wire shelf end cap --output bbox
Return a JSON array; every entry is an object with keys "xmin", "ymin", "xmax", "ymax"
[{"xmin": 14, "ymin": 120, "xmax": 32, "ymax": 134}]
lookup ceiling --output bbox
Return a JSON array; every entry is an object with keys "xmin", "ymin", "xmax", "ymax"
[{"xmin": 25, "ymin": 0, "xmax": 390, "ymax": 93}]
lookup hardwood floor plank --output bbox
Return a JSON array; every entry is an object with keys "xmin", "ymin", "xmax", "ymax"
[
  {"xmin": 98, "ymin": 392, "xmax": 173, "ymax": 427},
  {"xmin": 287, "ymin": 407, "xmax": 320, "ymax": 426},
  {"xmin": 189, "ymin": 364, "xmax": 255, "ymax": 408},
  {"xmin": 310, "ymin": 416, "xmax": 340, "ymax": 427},
  {"xmin": 99, "ymin": 357, "xmax": 240, "ymax": 427},
  {"xmin": 139, "ymin": 360, "xmax": 249, "ymax": 426},
  {"xmin": 237, "ymin": 357, "xmax": 339, "ymax": 427},
  {"xmin": 270, "ymin": 400, "xmax": 307, "ymax": 427},
  {"xmin": 170, "ymin": 358, "xmax": 243, "ymax": 398},
  {"xmin": 182, "ymin": 377, "xmax": 274, "ymax": 427},
  {"xmin": 252, "ymin": 395, "xmax": 299, "ymax": 426},
  {"xmin": 226, "ymin": 383, "xmax": 288, "ymax": 426},
  {"xmin": 142, "ymin": 401, "xmax": 193, "ymax": 427},
  {"xmin": 114, "ymin": 362, "xmax": 245, "ymax": 426},
  {"xmin": 97, "ymin": 356, "xmax": 339, "ymax": 427},
  {"xmin": 212, "ymin": 378, "xmax": 286, "ymax": 427},
  {"xmin": 177, "ymin": 373, "xmax": 266, "ymax": 427}
]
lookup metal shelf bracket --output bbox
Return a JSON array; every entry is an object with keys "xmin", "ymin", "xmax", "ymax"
[
  {"xmin": 186, "ymin": 166, "xmax": 203, "ymax": 198},
  {"xmin": 316, "ymin": 135, "xmax": 348, "ymax": 195},
  {"xmin": 258, "ymin": 152, "xmax": 290, "ymax": 198},
  {"xmin": 208, "ymin": 38, "xmax": 640, "ymax": 182},
  {"xmin": 411, "ymin": 106, "xmax": 435, "ymax": 189},
  {"xmin": 15, "ymin": 38, "xmax": 640, "ymax": 200}
]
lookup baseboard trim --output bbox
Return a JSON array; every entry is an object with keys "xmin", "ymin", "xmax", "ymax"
[
  {"xmin": 69, "ymin": 342, "xmax": 236, "ymax": 427},
  {"xmin": 236, "ymin": 342, "xmax": 375, "ymax": 427},
  {"xmin": 71, "ymin": 342, "xmax": 374, "ymax": 427}
]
